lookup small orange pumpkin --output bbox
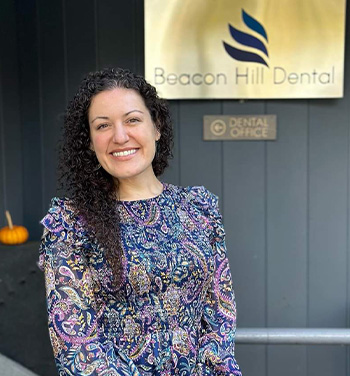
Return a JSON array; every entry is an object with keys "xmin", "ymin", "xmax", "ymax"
[{"xmin": 0, "ymin": 211, "xmax": 29, "ymax": 245}]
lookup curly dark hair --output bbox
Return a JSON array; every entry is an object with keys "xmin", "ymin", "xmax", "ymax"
[{"xmin": 59, "ymin": 67, "xmax": 173, "ymax": 287}]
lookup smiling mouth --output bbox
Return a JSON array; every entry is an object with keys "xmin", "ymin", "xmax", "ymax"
[{"xmin": 112, "ymin": 149, "xmax": 138, "ymax": 157}]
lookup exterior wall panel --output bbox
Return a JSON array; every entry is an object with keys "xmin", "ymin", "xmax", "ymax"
[
  {"xmin": 222, "ymin": 100, "xmax": 267, "ymax": 376},
  {"xmin": 266, "ymin": 101, "xmax": 308, "ymax": 376}
]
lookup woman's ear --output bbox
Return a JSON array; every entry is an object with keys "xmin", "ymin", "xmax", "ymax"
[
  {"xmin": 155, "ymin": 124, "xmax": 161, "ymax": 141},
  {"xmin": 153, "ymin": 120, "xmax": 161, "ymax": 141}
]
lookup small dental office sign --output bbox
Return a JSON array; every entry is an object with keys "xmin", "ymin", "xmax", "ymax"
[
  {"xmin": 144, "ymin": 0, "xmax": 346, "ymax": 99},
  {"xmin": 204, "ymin": 115, "xmax": 277, "ymax": 141}
]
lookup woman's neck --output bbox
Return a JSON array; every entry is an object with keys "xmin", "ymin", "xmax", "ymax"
[{"xmin": 116, "ymin": 176, "xmax": 163, "ymax": 201}]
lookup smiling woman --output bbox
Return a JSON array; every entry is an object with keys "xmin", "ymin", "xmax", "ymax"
[
  {"xmin": 88, "ymin": 88, "xmax": 161, "ymax": 195},
  {"xmin": 38, "ymin": 67, "xmax": 242, "ymax": 376}
]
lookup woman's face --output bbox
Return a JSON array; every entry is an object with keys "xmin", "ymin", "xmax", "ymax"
[{"xmin": 88, "ymin": 87, "xmax": 160, "ymax": 184}]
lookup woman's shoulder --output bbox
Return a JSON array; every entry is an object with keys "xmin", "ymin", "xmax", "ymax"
[
  {"xmin": 41, "ymin": 196, "xmax": 84, "ymax": 238},
  {"xmin": 165, "ymin": 184, "xmax": 224, "ymax": 243},
  {"xmin": 45, "ymin": 196, "xmax": 75, "ymax": 214},
  {"xmin": 39, "ymin": 197, "xmax": 87, "ymax": 271},
  {"xmin": 165, "ymin": 183, "xmax": 219, "ymax": 216},
  {"xmin": 166, "ymin": 183, "xmax": 218, "ymax": 207}
]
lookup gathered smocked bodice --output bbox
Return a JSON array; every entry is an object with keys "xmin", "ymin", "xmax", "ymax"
[{"xmin": 39, "ymin": 184, "xmax": 242, "ymax": 376}]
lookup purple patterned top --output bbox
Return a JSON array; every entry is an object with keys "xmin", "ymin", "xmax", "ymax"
[{"xmin": 39, "ymin": 184, "xmax": 242, "ymax": 376}]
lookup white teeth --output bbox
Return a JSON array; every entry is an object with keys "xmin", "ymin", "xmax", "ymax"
[{"xmin": 112, "ymin": 149, "xmax": 137, "ymax": 157}]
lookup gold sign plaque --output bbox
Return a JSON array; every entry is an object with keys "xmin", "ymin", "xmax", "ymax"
[
  {"xmin": 145, "ymin": 0, "xmax": 346, "ymax": 99},
  {"xmin": 204, "ymin": 115, "xmax": 277, "ymax": 140}
]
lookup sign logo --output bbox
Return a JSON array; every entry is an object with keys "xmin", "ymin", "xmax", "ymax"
[
  {"xmin": 223, "ymin": 9, "xmax": 269, "ymax": 67},
  {"xmin": 210, "ymin": 120, "xmax": 227, "ymax": 136}
]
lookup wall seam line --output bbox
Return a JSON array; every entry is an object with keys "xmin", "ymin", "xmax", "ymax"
[
  {"xmin": 178, "ymin": 101, "xmax": 181, "ymax": 185},
  {"xmin": 0, "ymin": 56, "xmax": 6, "ymax": 211},
  {"xmin": 62, "ymin": 0, "xmax": 68, "ymax": 104},
  {"xmin": 346, "ymin": 88, "xmax": 350, "ymax": 376},
  {"xmin": 221, "ymin": 101, "xmax": 224, "ymax": 218},
  {"xmin": 36, "ymin": 0, "xmax": 45, "ymax": 212},
  {"xmin": 264, "ymin": 100, "xmax": 268, "ymax": 376},
  {"xmin": 306, "ymin": 99, "xmax": 310, "ymax": 376},
  {"xmin": 94, "ymin": 0, "xmax": 99, "ymax": 70},
  {"xmin": 14, "ymin": 1, "xmax": 25, "ymax": 223},
  {"xmin": 133, "ymin": 0, "xmax": 136, "ymax": 72}
]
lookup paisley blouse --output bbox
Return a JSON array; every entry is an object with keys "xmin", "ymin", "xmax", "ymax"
[{"xmin": 39, "ymin": 184, "xmax": 242, "ymax": 376}]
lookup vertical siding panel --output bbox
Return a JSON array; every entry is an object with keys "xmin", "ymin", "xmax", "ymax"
[
  {"xmin": 345, "ymin": 7, "xmax": 350, "ymax": 375},
  {"xmin": 266, "ymin": 101, "xmax": 308, "ymax": 376},
  {"xmin": 347, "ymin": 134, "xmax": 350, "ymax": 374},
  {"xmin": 65, "ymin": 0, "xmax": 97, "ymax": 99},
  {"xmin": 16, "ymin": 0, "xmax": 43, "ymax": 239},
  {"xmin": 308, "ymin": 99, "xmax": 348, "ymax": 376},
  {"xmin": 347, "ymin": 95, "xmax": 350, "ymax": 376},
  {"xmin": 97, "ymin": 0, "xmax": 137, "ymax": 70},
  {"xmin": 162, "ymin": 101, "xmax": 180, "ymax": 185},
  {"xmin": 0, "ymin": 0, "xmax": 23, "ymax": 225},
  {"xmin": 0, "ymin": 57, "xmax": 5, "ymax": 227},
  {"xmin": 134, "ymin": 0, "xmax": 145, "ymax": 75},
  {"xmin": 222, "ymin": 100, "xmax": 267, "ymax": 376},
  {"xmin": 38, "ymin": 0, "xmax": 66, "ymax": 206},
  {"xmin": 179, "ymin": 101, "xmax": 221, "ymax": 194}
]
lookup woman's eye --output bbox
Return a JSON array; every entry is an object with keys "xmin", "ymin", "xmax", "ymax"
[
  {"xmin": 127, "ymin": 118, "xmax": 140, "ymax": 124},
  {"xmin": 97, "ymin": 123, "xmax": 108, "ymax": 130}
]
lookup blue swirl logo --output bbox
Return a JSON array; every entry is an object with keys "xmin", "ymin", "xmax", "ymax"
[{"xmin": 223, "ymin": 9, "xmax": 269, "ymax": 67}]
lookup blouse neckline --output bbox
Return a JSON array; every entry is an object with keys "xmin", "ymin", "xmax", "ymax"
[{"xmin": 117, "ymin": 182, "xmax": 169, "ymax": 205}]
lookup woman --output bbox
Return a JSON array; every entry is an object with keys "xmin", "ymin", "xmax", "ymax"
[{"xmin": 39, "ymin": 67, "xmax": 242, "ymax": 376}]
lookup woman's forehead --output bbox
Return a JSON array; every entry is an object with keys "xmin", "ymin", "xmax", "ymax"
[{"xmin": 89, "ymin": 88, "xmax": 148, "ymax": 116}]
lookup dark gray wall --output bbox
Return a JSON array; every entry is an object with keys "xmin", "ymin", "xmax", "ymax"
[{"xmin": 0, "ymin": 0, "xmax": 349, "ymax": 375}]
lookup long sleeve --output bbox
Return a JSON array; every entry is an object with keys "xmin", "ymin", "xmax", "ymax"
[
  {"xmin": 39, "ymin": 198, "xmax": 140, "ymax": 376},
  {"xmin": 196, "ymin": 191, "xmax": 242, "ymax": 376}
]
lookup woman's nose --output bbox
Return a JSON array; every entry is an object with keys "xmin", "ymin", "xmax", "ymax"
[{"xmin": 112, "ymin": 124, "xmax": 129, "ymax": 144}]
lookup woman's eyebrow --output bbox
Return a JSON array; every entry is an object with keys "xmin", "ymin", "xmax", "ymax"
[
  {"xmin": 90, "ymin": 116, "xmax": 109, "ymax": 124},
  {"xmin": 90, "ymin": 110, "xmax": 144, "ymax": 124},
  {"xmin": 124, "ymin": 110, "xmax": 144, "ymax": 116}
]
